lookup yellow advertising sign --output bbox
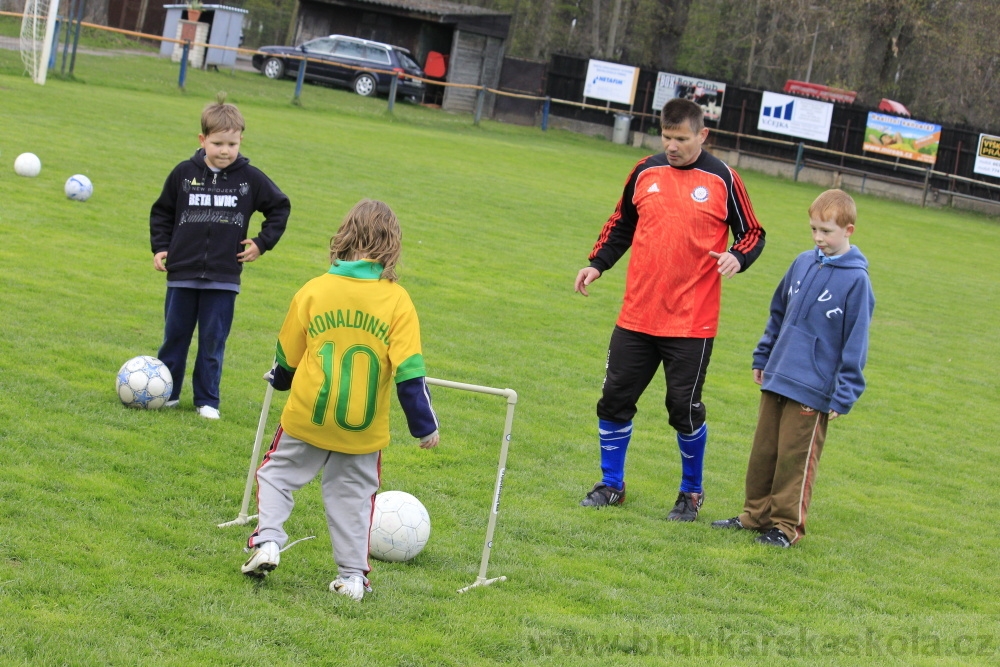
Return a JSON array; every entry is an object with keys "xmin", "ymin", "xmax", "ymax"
[
  {"xmin": 978, "ymin": 135, "xmax": 1000, "ymax": 159},
  {"xmin": 974, "ymin": 134, "xmax": 1000, "ymax": 178}
]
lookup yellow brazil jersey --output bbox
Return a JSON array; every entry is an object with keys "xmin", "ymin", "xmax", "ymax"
[{"xmin": 275, "ymin": 260, "xmax": 426, "ymax": 454}]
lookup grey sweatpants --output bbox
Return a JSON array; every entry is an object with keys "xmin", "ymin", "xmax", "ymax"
[{"xmin": 251, "ymin": 427, "xmax": 381, "ymax": 579}]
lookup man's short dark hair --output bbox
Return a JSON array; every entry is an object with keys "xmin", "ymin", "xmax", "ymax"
[{"xmin": 661, "ymin": 98, "xmax": 705, "ymax": 133}]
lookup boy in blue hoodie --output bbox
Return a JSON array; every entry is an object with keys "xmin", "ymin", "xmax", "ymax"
[{"xmin": 712, "ymin": 189, "xmax": 874, "ymax": 547}]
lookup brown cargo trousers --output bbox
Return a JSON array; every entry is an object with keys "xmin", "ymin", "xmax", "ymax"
[{"xmin": 738, "ymin": 390, "xmax": 828, "ymax": 544}]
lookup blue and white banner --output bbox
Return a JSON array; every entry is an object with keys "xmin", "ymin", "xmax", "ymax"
[
  {"xmin": 583, "ymin": 59, "xmax": 639, "ymax": 106},
  {"xmin": 757, "ymin": 91, "xmax": 834, "ymax": 143}
]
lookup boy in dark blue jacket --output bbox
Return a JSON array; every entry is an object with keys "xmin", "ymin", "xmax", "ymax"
[
  {"xmin": 150, "ymin": 95, "xmax": 290, "ymax": 419},
  {"xmin": 713, "ymin": 189, "xmax": 874, "ymax": 547}
]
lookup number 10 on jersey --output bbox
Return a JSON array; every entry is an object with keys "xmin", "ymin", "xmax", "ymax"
[{"xmin": 312, "ymin": 342, "xmax": 380, "ymax": 431}]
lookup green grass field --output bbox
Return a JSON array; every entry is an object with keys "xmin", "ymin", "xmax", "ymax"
[{"xmin": 2, "ymin": 40, "xmax": 1000, "ymax": 666}]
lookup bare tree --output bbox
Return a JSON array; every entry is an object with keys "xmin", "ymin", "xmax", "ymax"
[
  {"xmin": 591, "ymin": 0, "xmax": 602, "ymax": 54},
  {"xmin": 530, "ymin": 0, "xmax": 557, "ymax": 59},
  {"xmin": 605, "ymin": 0, "xmax": 624, "ymax": 58}
]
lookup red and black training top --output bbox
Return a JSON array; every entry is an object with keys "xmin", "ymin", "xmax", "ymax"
[{"xmin": 589, "ymin": 149, "xmax": 765, "ymax": 338}]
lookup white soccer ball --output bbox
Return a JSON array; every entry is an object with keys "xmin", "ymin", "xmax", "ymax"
[
  {"xmin": 116, "ymin": 356, "xmax": 173, "ymax": 409},
  {"xmin": 65, "ymin": 174, "xmax": 93, "ymax": 201},
  {"xmin": 369, "ymin": 490, "xmax": 431, "ymax": 562},
  {"xmin": 14, "ymin": 152, "xmax": 41, "ymax": 177}
]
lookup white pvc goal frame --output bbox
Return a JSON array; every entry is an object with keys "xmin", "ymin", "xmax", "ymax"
[
  {"xmin": 20, "ymin": 0, "xmax": 60, "ymax": 84},
  {"xmin": 219, "ymin": 376, "xmax": 517, "ymax": 595}
]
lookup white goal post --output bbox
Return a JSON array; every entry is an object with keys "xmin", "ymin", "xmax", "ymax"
[
  {"xmin": 20, "ymin": 0, "xmax": 60, "ymax": 84},
  {"xmin": 216, "ymin": 381, "xmax": 274, "ymax": 529},
  {"xmin": 425, "ymin": 377, "xmax": 517, "ymax": 594},
  {"xmin": 218, "ymin": 376, "xmax": 518, "ymax": 595}
]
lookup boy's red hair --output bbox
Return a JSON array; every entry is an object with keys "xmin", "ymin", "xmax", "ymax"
[{"xmin": 809, "ymin": 189, "xmax": 857, "ymax": 228}]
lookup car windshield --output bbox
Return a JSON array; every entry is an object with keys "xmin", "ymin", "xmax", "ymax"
[{"xmin": 396, "ymin": 52, "xmax": 419, "ymax": 71}]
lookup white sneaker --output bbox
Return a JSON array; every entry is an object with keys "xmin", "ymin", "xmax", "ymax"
[
  {"xmin": 330, "ymin": 575, "xmax": 372, "ymax": 601},
  {"xmin": 164, "ymin": 399, "xmax": 179, "ymax": 408},
  {"xmin": 195, "ymin": 405, "xmax": 220, "ymax": 420},
  {"xmin": 241, "ymin": 541, "xmax": 280, "ymax": 577}
]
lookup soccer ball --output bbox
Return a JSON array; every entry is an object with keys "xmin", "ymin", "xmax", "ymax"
[
  {"xmin": 65, "ymin": 174, "xmax": 93, "ymax": 201},
  {"xmin": 369, "ymin": 490, "xmax": 431, "ymax": 562},
  {"xmin": 116, "ymin": 356, "xmax": 173, "ymax": 409},
  {"xmin": 14, "ymin": 152, "xmax": 41, "ymax": 177}
]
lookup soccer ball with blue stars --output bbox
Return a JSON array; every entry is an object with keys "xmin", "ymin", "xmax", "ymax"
[
  {"xmin": 64, "ymin": 174, "xmax": 94, "ymax": 201},
  {"xmin": 116, "ymin": 356, "xmax": 173, "ymax": 409}
]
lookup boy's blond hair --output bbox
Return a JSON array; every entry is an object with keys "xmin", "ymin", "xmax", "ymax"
[
  {"xmin": 330, "ymin": 199, "xmax": 402, "ymax": 282},
  {"xmin": 809, "ymin": 189, "xmax": 857, "ymax": 228},
  {"xmin": 201, "ymin": 92, "xmax": 245, "ymax": 136}
]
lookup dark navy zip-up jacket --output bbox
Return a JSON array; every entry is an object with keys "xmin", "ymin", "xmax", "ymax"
[{"xmin": 150, "ymin": 148, "xmax": 290, "ymax": 285}]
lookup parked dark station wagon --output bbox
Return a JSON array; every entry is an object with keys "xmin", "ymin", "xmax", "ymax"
[{"xmin": 252, "ymin": 35, "xmax": 426, "ymax": 99}]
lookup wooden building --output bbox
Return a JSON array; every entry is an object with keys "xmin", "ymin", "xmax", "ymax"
[
  {"xmin": 105, "ymin": 0, "xmax": 164, "ymax": 37},
  {"xmin": 291, "ymin": 0, "xmax": 510, "ymax": 114}
]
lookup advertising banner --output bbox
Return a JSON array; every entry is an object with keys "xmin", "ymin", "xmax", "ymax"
[
  {"xmin": 782, "ymin": 80, "xmax": 857, "ymax": 104},
  {"xmin": 583, "ymin": 59, "xmax": 639, "ymax": 106},
  {"xmin": 651, "ymin": 72, "xmax": 727, "ymax": 122},
  {"xmin": 757, "ymin": 91, "xmax": 834, "ymax": 143},
  {"xmin": 973, "ymin": 134, "xmax": 1000, "ymax": 178},
  {"xmin": 862, "ymin": 112, "xmax": 941, "ymax": 164}
]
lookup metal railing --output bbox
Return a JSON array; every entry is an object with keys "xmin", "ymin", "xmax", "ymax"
[
  {"xmin": 5, "ymin": 11, "xmax": 998, "ymax": 210},
  {"xmin": 2, "ymin": 11, "xmax": 647, "ymax": 125},
  {"xmin": 702, "ymin": 127, "xmax": 1000, "ymax": 208}
]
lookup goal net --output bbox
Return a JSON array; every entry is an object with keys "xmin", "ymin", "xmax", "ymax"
[{"xmin": 20, "ymin": 0, "xmax": 61, "ymax": 84}]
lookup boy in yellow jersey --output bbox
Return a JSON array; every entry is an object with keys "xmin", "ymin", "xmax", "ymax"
[{"xmin": 241, "ymin": 199, "xmax": 439, "ymax": 600}]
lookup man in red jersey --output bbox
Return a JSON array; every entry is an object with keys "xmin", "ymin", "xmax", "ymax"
[{"xmin": 575, "ymin": 98, "xmax": 765, "ymax": 521}]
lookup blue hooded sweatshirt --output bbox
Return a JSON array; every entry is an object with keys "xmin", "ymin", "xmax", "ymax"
[{"xmin": 753, "ymin": 246, "xmax": 875, "ymax": 415}]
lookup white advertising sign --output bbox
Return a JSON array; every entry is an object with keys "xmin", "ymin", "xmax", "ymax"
[
  {"xmin": 652, "ymin": 72, "xmax": 727, "ymax": 122},
  {"xmin": 973, "ymin": 134, "xmax": 1000, "ymax": 178},
  {"xmin": 757, "ymin": 91, "xmax": 834, "ymax": 143},
  {"xmin": 583, "ymin": 59, "xmax": 639, "ymax": 106}
]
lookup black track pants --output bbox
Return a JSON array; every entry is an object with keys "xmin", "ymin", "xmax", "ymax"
[{"xmin": 597, "ymin": 326, "xmax": 714, "ymax": 434}]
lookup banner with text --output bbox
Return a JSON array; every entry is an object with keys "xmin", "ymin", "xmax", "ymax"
[
  {"xmin": 973, "ymin": 134, "xmax": 1000, "ymax": 178},
  {"xmin": 651, "ymin": 72, "xmax": 727, "ymax": 122},
  {"xmin": 862, "ymin": 112, "xmax": 941, "ymax": 164},
  {"xmin": 757, "ymin": 91, "xmax": 833, "ymax": 143},
  {"xmin": 583, "ymin": 59, "xmax": 639, "ymax": 106}
]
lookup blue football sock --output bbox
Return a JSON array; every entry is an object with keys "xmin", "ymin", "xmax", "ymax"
[
  {"xmin": 599, "ymin": 419, "xmax": 632, "ymax": 490},
  {"xmin": 677, "ymin": 423, "xmax": 707, "ymax": 494}
]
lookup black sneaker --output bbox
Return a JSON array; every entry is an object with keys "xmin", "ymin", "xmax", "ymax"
[
  {"xmin": 579, "ymin": 482, "xmax": 625, "ymax": 507},
  {"xmin": 755, "ymin": 527, "xmax": 791, "ymax": 548},
  {"xmin": 711, "ymin": 516, "xmax": 747, "ymax": 530},
  {"xmin": 666, "ymin": 491, "xmax": 704, "ymax": 521}
]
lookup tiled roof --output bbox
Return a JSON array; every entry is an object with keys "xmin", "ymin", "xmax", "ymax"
[{"xmin": 343, "ymin": 0, "xmax": 508, "ymax": 16}]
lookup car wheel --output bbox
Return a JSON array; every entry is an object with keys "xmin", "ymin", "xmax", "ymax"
[
  {"xmin": 262, "ymin": 57, "xmax": 285, "ymax": 79},
  {"xmin": 353, "ymin": 73, "xmax": 377, "ymax": 97}
]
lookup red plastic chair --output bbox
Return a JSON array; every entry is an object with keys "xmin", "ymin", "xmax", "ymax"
[{"xmin": 425, "ymin": 51, "xmax": 447, "ymax": 79}]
